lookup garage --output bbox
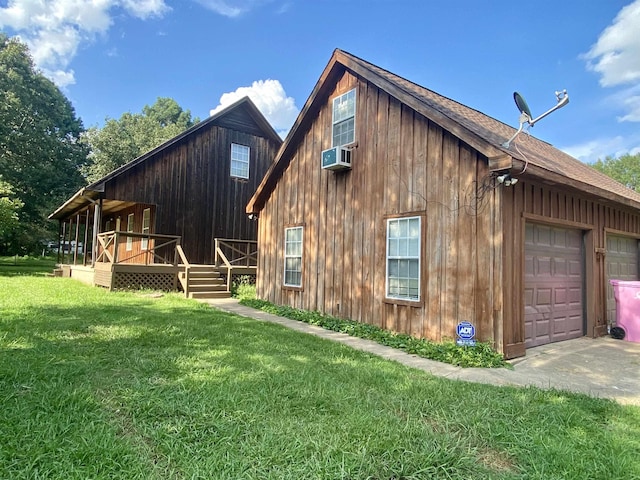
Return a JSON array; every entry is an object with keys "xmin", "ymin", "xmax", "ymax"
[
  {"xmin": 524, "ymin": 223, "xmax": 584, "ymax": 348},
  {"xmin": 606, "ymin": 234, "xmax": 639, "ymax": 325}
]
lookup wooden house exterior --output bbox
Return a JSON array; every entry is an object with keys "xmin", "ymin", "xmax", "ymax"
[
  {"xmin": 50, "ymin": 97, "xmax": 281, "ymax": 295},
  {"xmin": 247, "ymin": 50, "xmax": 640, "ymax": 359}
]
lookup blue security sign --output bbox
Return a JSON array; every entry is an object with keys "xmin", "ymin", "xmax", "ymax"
[{"xmin": 456, "ymin": 321, "xmax": 476, "ymax": 347}]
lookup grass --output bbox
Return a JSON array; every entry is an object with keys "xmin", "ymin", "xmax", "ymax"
[
  {"xmin": 1, "ymin": 272, "xmax": 640, "ymax": 479},
  {"xmin": 238, "ymin": 287, "xmax": 507, "ymax": 368},
  {"xmin": 0, "ymin": 255, "xmax": 56, "ymax": 276}
]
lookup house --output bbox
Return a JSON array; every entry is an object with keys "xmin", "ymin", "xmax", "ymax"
[
  {"xmin": 50, "ymin": 96, "xmax": 282, "ymax": 297},
  {"xmin": 247, "ymin": 49, "xmax": 640, "ymax": 359}
]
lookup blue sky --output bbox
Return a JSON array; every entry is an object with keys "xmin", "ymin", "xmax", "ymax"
[{"xmin": 1, "ymin": 0, "xmax": 639, "ymax": 163}]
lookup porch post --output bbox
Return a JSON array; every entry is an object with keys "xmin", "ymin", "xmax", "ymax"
[
  {"xmin": 73, "ymin": 213, "xmax": 81, "ymax": 265},
  {"xmin": 66, "ymin": 216, "xmax": 74, "ymax": 265},
  {"xmin": 57, "ymin": 220, "xmax": 63, "ymax": 264},
  {"xmin": 92, "ymin": 200, "xmax": 101, "ymax": 267},
  {"xmin": 83, "ymin": 208, "xmax": 90, "ymax": 266}
]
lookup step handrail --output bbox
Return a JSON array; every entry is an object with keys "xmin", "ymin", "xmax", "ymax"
[{"xmin": 176, "ymin": 244, "xmax": 190, "ymax": 297}]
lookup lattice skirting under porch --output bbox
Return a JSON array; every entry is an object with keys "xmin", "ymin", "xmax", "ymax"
[
  {"xmin": 111, "ymin": 271, "xmax": 176, "ymax": 291},
  {"xmin": 223, "ymin": 273, "xmax": 257, "ymax": 286}
]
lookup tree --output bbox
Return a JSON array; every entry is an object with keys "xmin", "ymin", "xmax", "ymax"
[
  {"xmin": 0, "ymin": 33, "xmax": 88, "ymax": 254},
  {"xmin": 592, "ymin": 152, "xmax": 640, "ymax": 192},
  {"xmin": 0, "ymin": 177, "xmax": 23, "ymax": 240},
  {"xmin": 82, "ymin": 97, "xmax": 197, "ymax": 182}
]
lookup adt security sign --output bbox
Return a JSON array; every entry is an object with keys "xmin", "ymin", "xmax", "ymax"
[{"xmin": 456, "ymin": 321, "xmax": 476, "ymax": 347}]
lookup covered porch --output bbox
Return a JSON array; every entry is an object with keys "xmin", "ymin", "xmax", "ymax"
[{"xmin": 49, "ymin": 189, "xmax": 257, "ymax": 297}]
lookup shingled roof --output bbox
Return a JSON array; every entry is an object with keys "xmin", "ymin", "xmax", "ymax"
[{"xmin": 247, "ymin": 49, "xmax": 640, "ymax": 213}]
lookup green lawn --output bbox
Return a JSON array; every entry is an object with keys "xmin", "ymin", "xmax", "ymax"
[{"xmin": 1, "ymin": 270, "xmax": 639, "ymax": 479}]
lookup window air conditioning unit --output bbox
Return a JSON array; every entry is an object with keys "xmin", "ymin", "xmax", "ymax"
[{"xmin": 321, "ymin": 146, "xmax": 351, "ymax": 171}]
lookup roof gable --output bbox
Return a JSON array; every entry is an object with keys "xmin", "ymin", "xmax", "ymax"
[
  {"xmin": 50, "ymin": 96, "xmax": 281, "ymax": 220},
  {"xmin": 90, "ymin": 96, "xmax": 281, "ymax": 192},
  {"xmin": 248, "ymin": 49, "xmax": 640, "ymax": 214}
]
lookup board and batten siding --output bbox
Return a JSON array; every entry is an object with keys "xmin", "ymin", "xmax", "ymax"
[
  {"xmin": 257, "ymin": 71, "xmax": 504, "ymax": 349},
  {"xmin": 501, "ymin": 179, "xmax": 640, "ymax": 358},
  {"xmin": 101, "ymin": 203, "xmax": 155, "ymax": 265},
  {"xmin": 104, "ymin": 125, "xmax": 278, "ymax": 264}
]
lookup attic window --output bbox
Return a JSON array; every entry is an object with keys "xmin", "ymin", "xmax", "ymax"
[
  {"xmin": 332, "ymin": 89, "xmax": 356, "ymax": 147},
  {"xmin": 231, "ymin": 143, "xmax": 250, "ymax": 179}
]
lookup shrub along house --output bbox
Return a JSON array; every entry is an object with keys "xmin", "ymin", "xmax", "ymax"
[
  {"xmin": 247, "ymin": 49, "xmax": 640, "ymax": 359},
  {"xmin": 50, "ymin": 97, "xmax": 282, "ymax": 298}
]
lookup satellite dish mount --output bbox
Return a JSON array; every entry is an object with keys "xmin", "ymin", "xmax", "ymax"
[{"xmin": 502, "ymin": 90, "xmax": 569, "ymax": 148}]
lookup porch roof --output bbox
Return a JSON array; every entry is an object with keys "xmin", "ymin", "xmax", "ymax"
[{"xmin": 48, "ymin": 188, "xmax": 137, "ymax": 220}]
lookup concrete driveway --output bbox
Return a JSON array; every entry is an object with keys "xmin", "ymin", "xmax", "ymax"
[
  {"xmin": 206, "ymin": 298, "xmax": 640, "ymax": 406},
  {"xmin": 448, "ymin": 337, "xmax": 640, "ymax": 406}
]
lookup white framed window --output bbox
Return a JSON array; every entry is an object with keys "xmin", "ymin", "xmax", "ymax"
[
  {"xmin": 386, "ymin": 216, "xmax": 421, "ymax": 301},
  {"xmin": 141, "ymin": 208, "xmax": 150, "ymax": 251},
  {"xmin": 231, "ymin": 143, "xmax": 250, "ymax": 179},
  {"xmin": 332, "ymin": 88, "xmax": 356, "ymax": 147},
  {"xmin": 126, "ymin": 213, "xmax": 134, "ymax": 251},
  {"xmin": 284, "ymin": 226, "xmax": 303, "ymax": 287}
]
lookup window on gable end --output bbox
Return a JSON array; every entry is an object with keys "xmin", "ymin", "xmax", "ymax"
[
  {"xmin": 231, "ymin": 143, "xmax": 250, "ymax": 179},
  {"xmin": 332, "ymin": 89, "xmax": 356, "ymax": 147}
]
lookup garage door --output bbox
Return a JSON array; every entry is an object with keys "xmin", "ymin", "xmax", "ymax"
[
  {"xmin": 524, "ymin": 223, "xmax": 584, "ymax": 348},
  {"xmin": 606, "ymin": 235, "xmax": 639, "ymax": 325}
]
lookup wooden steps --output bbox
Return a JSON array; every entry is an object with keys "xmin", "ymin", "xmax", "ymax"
[{"xmin": 178, "ymin": 265, "xmax": 231, "ymax": 299}]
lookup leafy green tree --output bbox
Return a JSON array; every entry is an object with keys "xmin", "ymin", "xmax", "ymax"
[
  {"xmin": 0, "ymin": 177, "xmax": 23, "ymax": 240},
  {"xmin": 592, "ymin": 152, "xmax": 640, "ymax": 192},
  {"xmin": 0, "ymin": 33, "xmax": 87, "ymax": 254},
  {"xmin": 82, "ymin": 97, "xmax": 197, "ymax": 182}
]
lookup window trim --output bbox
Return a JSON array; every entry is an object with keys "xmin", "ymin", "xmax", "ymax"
[
  {"xmin": 283, "ymin": 225, "xmax": 304, "ymax": 289},
  {"xmin": 126, "ymin": 213, "xmax": 134, "ymax": 252},
  {"xmin": 331, "ymin": 88, "xmax": 356, "ymax": 148},
  {"xmin": 385, "ymin": 216, "xmax": 422, "ymax": 303},
  {"xmin": 230, "ymin": 143, "xmax": 250, "ymax": 179},
  {"xmin": 141, "ymin": 208, "xmax": 151, "ymax": 251}
]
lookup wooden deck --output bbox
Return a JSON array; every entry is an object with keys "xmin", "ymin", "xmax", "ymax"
[{"xmin": 58, "ymin": 234, "xmax": 256, "ymax": 298}]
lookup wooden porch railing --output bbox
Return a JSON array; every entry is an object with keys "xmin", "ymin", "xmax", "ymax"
[
  {"xmin": 96, "ymin": 231, "xmax": 182, "ymax": 266},
  {"xmin": 214, "ymin": 238, "xmax": 258, "ymax": 291},
  {"xmin": 176, "ymin": 244, "xmax": 191, "ymax": 297}
]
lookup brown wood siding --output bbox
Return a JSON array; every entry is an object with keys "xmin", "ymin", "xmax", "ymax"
[
  {"xmin": 101, "ymin": 204, "xmax": 155, "ymax": 264},
  {"xmin": 502, "ymin": 180, "xmax": 640, "ymax": 357},
  {"xmin": 257, "ymin": 72, "xmax": 502, "ymax": 348},
  {"xmin": 103, "ymin": 122, "xmax": 279, "ymax": 264}
]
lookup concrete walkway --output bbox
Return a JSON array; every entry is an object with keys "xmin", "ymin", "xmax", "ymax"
[{"xmin": 203, "ymin": 298, "xmax": 640, "ymax": 406}]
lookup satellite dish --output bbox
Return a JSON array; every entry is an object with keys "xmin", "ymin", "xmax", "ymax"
[
  {"xmin": 502, "ymin": 89, "xmax": 569, "ymax": 148},
  {"xmin": 513, "ymin": 92, "xmax": 532, "ymax": 120}
]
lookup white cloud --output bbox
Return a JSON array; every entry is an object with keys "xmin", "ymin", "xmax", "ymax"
[
  {"xmin": 615, "ymin": 85, "xmax": 640, "ymax": 122},
  {"xmin": 583, "ymin": 0, "xmax": 640, "ymax": 88},
  {"xmin": 0, "ymin": 0, "xmax": 170, "ymax": 86},
  {"xmin": 43, "ymin": 68, "xmax": 77, "ymax": 88},
  {"xmin": 194, "ymin": 0, "xmax": 278, "ymax": 18},
  {"xmin": 582, "ymin": 0, "xmax": 640, "ymax": 125},
  {"xmin": 210, "ymin": 79, "xmax": 299, "ymax": 138},
  {"xmin": 194, "ymin": 0, "xmax": 243, "ymax": 17},
  {"xmin": 562, "ymin": 134, "xmax": 640, "ymax": 163}
]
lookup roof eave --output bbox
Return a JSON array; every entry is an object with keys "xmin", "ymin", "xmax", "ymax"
[
  {"xmin": 509, "ymin": 160, "xmax": 640, "ymax": 211},
  {"xmin": 88, "ymin": 96, "xmax": 281, "ymax": 191},
  {"xmin": 48, "ymin": 188, "xmax": 101, "ymax": 220},
  {"xmin": 248, "ymin": 49, "xmax": 507, "ymax": 214}
]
